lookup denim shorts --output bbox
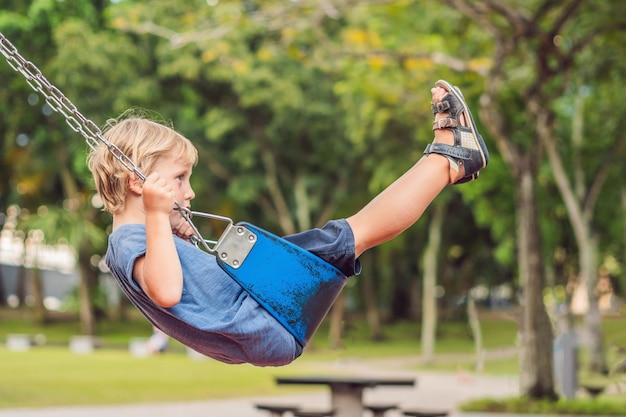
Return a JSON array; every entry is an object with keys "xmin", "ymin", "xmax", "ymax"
[{"xmin": 283, "ymin": 219, "xmax": 362, "ymax": 278}]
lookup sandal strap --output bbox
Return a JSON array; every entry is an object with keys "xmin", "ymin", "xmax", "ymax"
[
  {"xmin": 432, "ymin": 117, "xmax": 458, "ymax": 130},
  {"xmin": 431, "ymin": 101, "xmax": 451, "ymax": 114},
  {"xmin": 424, "ymin": 142, "xmax": 472, "ymax": 160}
]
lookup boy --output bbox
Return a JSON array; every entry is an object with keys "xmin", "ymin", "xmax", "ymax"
[{"xmin": 88, "ymin": 80, "xmax": 488, "ymax": 366}]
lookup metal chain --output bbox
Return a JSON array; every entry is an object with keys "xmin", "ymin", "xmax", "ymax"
[
  {"xmin": 0, "ymin": 33, "xmax": 147, "ymax": 181},
  {"xmin": 0, "ymin": 31, "xmax": 217, "ymax": 252}
]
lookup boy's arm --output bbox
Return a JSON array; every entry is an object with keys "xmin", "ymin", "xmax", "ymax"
[{"xmin": 133, "ymin": 173, "xmax": 184, "ymax": 307}]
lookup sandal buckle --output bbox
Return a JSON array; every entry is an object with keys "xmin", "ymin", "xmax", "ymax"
[
  {"xmin": 432, "ymin": 118, "xmax": 458, "ymax": 130},
  {"xmin": 432, "ymin": 101, "xmax": 451, "ymax": 114}
]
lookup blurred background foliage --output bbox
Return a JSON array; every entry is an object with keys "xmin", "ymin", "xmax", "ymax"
[{"xmin": 1, "ymin": 0, "xmax": 626, "ymax": 398}]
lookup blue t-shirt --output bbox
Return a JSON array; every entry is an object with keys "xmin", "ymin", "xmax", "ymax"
[{"xmin": 106, "ymin": 224, "xmax": 299, "ymax": 366}]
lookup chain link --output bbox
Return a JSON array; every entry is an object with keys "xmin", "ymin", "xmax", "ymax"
[{"xmin": 0, "ymin": 32, "xmax": 216, "ymax": 251}]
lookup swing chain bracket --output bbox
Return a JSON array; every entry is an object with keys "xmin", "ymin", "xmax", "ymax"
[
  {"xmin": 179, "ymin": 209, "xmax": 256, "ymax": 269},
  {"xmin": 0, "ymin": 32, "xmax": 258, "ymax": 263},
  {"xmin": 214, "ymin": 223, "xmax": 256, "ymax": 269}
]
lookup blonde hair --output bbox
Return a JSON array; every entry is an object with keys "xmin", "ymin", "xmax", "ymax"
[{"xmin": 87, "ymin": 110, "xmax": 198, "ymax": 214}]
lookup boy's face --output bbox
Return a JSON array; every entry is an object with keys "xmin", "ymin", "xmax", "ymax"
[{"xmin": 150, "ymin": 154, "xmax": 196, "ymax": 228}]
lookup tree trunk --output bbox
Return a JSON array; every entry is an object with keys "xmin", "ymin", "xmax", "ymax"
[
  {"xmin": 421, "ymin": 203, "xmax": 445, "ymax": 363},
  {"xmin": 390, "ymin": 250, "xmax": 415, "ymax": 320},
  {"xmin": 30, "ymin": 267, "xmax": 47, "ymax": 325},
  {"xmin": 78, "ymin": 250, "xmax": 97, "ymax": 336},
  {"xmin": 16, "ymin": 265, "xmax": 27, "ymax": 306},
  {"xmin": 362, "ymin": 250, "xmax": 383, "ymax": 341},
  {"xmin": 622, "ymin": 188, "xmax": 626, "ymax": 296},
  {"xmin": 535, "ymin": 88, "xmax": 610, "ymax": 375},
  {"xmin": 479, "ymin": 90, "xmax": 558, "ymax": 399},
  {"xmin": 467, "ymin": 295, "xmax": 483, "ymax": 371},
  {"xmin": 580, "ymin": 236, "xmax": 606, "ymax": 373},
  {"xmin": 516, "ymin": 168, "xmax": 557, "ymax": 399},
  {"xmin": 328, "ymin": 291, "xmax": 345, "ymax": 349},
  {"xmin": 0, "ymin": 265, "xmax": 6, "ymax": 306},
  {"xmin": 117, "ymin": 290, "xmax": 133, "ymax": 321}
]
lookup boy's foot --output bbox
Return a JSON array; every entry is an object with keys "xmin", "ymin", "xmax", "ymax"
[{"xmin": 424, "ymin": 80, "xmax": 489, "ymax": 184}]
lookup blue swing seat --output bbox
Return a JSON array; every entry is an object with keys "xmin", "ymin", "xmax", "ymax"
[{"xmin": 216, "ymin": 222, "xmax": 347, "ymax": 346}]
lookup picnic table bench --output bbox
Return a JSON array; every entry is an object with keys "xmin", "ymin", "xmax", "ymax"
[{"xmin": 275, "ymin": 375, "xmax": 415, "ymax": 417}]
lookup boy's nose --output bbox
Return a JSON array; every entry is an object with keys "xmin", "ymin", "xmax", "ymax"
[{"xmin": 186, "ymin": 187, "xmax": 196, "ymax": 201}]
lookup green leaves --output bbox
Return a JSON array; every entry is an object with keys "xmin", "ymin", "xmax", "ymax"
[{"xmin": 2, "ymin": 0, "xmax": 626, "ymax": 327}]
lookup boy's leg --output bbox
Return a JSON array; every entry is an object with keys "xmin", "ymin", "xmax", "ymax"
[{"xmin": 347, "ymin": 80, "xmax": 488, "ymax": 258}]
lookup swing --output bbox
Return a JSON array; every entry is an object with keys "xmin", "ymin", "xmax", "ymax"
[{"xmin": 0, "ymin": 33, "xmax": 346, "ymax": 346}]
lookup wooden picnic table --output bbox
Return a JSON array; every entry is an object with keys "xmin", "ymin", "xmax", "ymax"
[{"xmin": 275, "ymin": 376, "xmax": 416, "ymax": 417}]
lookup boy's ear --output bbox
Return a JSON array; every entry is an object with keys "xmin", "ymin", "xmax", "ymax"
[{"xmin": 127, "ymin": 174, "xmax": 143, "ymax": 195}]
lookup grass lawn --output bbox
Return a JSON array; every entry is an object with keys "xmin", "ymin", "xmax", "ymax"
[
  {"xmin": 0, "ymin": 310, "xmax": 513, "ymax": 408},
  {"xmin": 0, "ymin": 346, "xmax": 318, "ymax": 407},
  {"xmin": 1, "ymin": 308, "xmax": 626, "ymax": 411}
]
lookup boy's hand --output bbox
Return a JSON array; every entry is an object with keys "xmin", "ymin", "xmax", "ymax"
[
  {"xmin": 142, "ymin": 172, "xmax": 176, "ymax": 215},
  {"xmin": 142, "ymin": 173, "xmax": 197, "ymax": 241},
  {"xmin": 171, "ymin": 214, "xmax": 196, "ymax": 241}
]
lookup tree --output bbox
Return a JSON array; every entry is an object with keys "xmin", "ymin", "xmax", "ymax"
[
  {"xmin": 446, "ymin": 0, "xmax": 626, "ymax": 395},
  {"xmin": 1, "ymin": 1, "xmax": 519, "ymax": 353},
  {"xmin": 108, "ymin": 0, "xmax": 384, "ymax": 346},
  {"xmin": 547, "ymin": 21, "xmax": 626, "ymax": 373},
  {"xmin": 421, "ymin": 202, "xmax": 446, "ymax": 362},
  {"xmin": 1, "ymin": 1, "xmax": 129, "ymax": 333},
  {"xmin": 105, "ymin": 0, "xmax": 505, "ymax": 347}
]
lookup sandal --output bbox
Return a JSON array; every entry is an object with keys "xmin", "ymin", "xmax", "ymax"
[{"xmin": 424, "ymin": 80, "xmax": 489, "ymax": 184}]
